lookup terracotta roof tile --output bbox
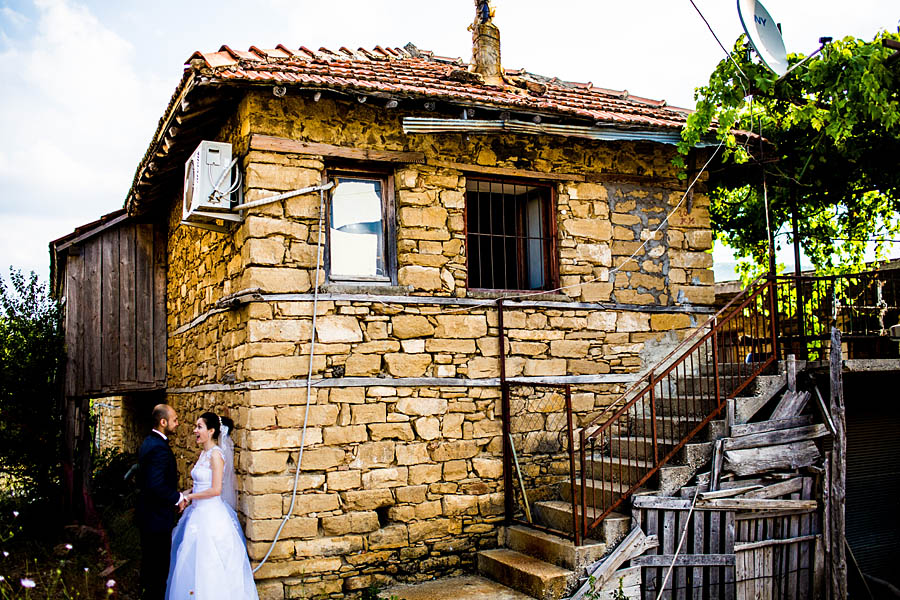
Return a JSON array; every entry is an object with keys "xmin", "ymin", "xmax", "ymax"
[{"xmin": 185, "ymin": 44, "xmax": 695, "ymax": 130}]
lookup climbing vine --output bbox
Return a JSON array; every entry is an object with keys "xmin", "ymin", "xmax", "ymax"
[{"xmin": 679, "ymin": 31, "xmax": 900, "ymax": 278}]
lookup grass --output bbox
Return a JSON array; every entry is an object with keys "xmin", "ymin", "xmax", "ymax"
[{"xmin": 0, "ymin": 451, "xmax": 141, "ymax": 599}]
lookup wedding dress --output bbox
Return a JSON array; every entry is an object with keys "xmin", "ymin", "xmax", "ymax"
[{"xmin": 165, "ymin": 445, "xmax": 259, "ymax": 599}]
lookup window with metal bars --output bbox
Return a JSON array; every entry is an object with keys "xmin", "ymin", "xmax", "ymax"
[{"xmin": 466, "ymin": 180, "xmax": 555, "ymax": 291}]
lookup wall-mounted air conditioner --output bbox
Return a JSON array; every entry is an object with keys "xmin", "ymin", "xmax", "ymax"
[{"xmin": 182, "ymin": 141, "xmax": 242, "ymax": 226}]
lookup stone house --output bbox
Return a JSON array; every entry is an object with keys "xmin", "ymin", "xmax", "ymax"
[{"xmin": 52, "ymin": 9, "xmax": 721, "ymax": 599}]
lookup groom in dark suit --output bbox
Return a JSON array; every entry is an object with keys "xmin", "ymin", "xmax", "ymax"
[{"xmin": 136, "ymin": 404, "xmax": 187, "ymax": 600}]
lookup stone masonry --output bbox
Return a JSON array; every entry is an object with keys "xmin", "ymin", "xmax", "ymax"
[{"xmin": 163, "ymin": 91, "xmax": 714, "ymax": 598}]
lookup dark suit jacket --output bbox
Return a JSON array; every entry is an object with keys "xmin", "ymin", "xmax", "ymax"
[{"xmin": 135, "ymin": 432, "xmax": 180, "ymax": 533}]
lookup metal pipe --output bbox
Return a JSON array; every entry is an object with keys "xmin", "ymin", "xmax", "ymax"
[{"xmin": 235, "ymin": 181, "xmax": 335, "ymax": 211}]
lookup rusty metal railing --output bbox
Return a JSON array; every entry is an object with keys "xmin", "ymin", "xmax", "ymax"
[
  {"xmin": 774, "ymin": 269, "xmax": 900, "ymax": 361},
  {"xmin": 578, "ymin": 277, "xmax": 778, "ymax": 538},
  {"xmin": 575, "ymin": 267, "xmax": 900, "ymax": 541}
]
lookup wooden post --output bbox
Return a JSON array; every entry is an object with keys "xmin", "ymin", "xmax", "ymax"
[
  {"xmin": 829, "ymin": 327, "xmax": 847, "ymax": 600},
  {"xmin": 786, "ymin": 354, "xmax": 797, "ymax": 392}
]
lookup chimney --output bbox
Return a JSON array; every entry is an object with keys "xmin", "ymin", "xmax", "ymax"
[{"xmin": 470, "ymin": 0, "xmax": 504, "ymax": 87}]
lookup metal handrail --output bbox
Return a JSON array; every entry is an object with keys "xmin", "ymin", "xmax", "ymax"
[
  {"xmin": 578, "ymin": 278, "xmax": 777, "ymax": 537},
  {"xmin": 576, "ymin": 267, "xmax": 900, "ymax": 540},
  {"xmin": 580, "ymin": 274, "xmax": 771, "ymax": 437}
]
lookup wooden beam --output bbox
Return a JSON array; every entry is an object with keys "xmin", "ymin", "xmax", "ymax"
[
  {"xmin": 723, "ymin": 440, "xmax": 820, "ymax": 477},
  {"xmin": 739, "ymin": 477, "xmax": 803, "ymax": 499},
  {"xmin": 427, "ymin": 159, "xmax": 585, "ymax": 182},
  {"xmin": 249, "ymin": 134, "xmax": 426, "ymax": 163},
  {"xmin": 829, "ymin": 327, "xmax": 848, "ymax": 600},
  {"xmin": 770, "ymin": 389, "xmax": 811, "ymax": 420},
  {"xmin": 735, "ymin": 534, "xmax": 820, "ymax": 552},
  {"xmin": 723, "ymin": 424, "xmax": 829, "ymax": 451},
  {"xmin": 55, "ymin": 213, "xmax": 130, "ymax": 252},
  {"xmin": 696, "ymin": 498, "xmax": 817, "ymax": 511},
  {"xmin": 700, "ymin": 484, "xmax": 763, "ymax": 500},
  {"xmin": 730, "ymin": 415, "xmax": 813, "ymax": 437},
  {"xmin": 631, "ymin": 554, "xmax": 736, "ymax": 567},
  {"xmin": 569, "ymin": 527, "xmax": 653, "ymax": 599}
]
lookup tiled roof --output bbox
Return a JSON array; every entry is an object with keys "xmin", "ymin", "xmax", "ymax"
[{"xmin": 186, "ymin": 44, "xmax": 694, "ymax": 130}]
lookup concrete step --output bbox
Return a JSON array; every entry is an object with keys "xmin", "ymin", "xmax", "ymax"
[
  {"xmin": 532, "ymin": 500, "xmax": 631, "ymax": 547},
  {"xmin": 649, "ymin": 395, "xmax": 719, "ymax": 417},
  {"xmin": 477, "ymin": 548, "xmax": 573, "ymax": 600},
  {"xmin": 675, "ymin": 375, "xmax": 742, "ymax": 396},
  {"xmin": 607, "ymin": 435, "xmax": 680, "ymax": 460},
  {"xmin": 582, "ymin": 455, "xmax": 694, "ymax": 489},
  {"xmin": 505, "ymin": 525, "xmax": 607, "ymax": 571},
  {"xmin": 382, "ymin": 575, "xmax": 535, "ymax": 600},
  {"xmin": 631, "ymin": 415, "xmax": 706, "ymax": 439},
  {"xmin": 560, "ymin": 477, "xmax": 653, "ymax": 510}
]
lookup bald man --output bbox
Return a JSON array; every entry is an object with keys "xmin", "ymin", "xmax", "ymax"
[{"xmin": 136, "ymin": 404, "xmax": 187, "ymax": 600}]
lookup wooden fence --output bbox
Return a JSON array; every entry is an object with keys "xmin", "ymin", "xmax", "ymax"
[{"xmin": 632, "ymin": 478, "xmax": 820, "ymax": 600}]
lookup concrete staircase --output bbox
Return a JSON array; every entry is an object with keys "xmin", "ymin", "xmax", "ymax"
[{"xmin": 476, "ymin": 364, "xmax": 787, "ymax": 599}]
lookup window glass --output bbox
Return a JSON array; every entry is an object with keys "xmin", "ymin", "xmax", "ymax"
[{"xmin": 330, "ymin": 178, "xmax": 386, "ymax": 279}]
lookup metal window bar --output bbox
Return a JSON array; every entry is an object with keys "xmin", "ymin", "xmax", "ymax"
[{"xmin": 465, "ymin": 182, "xmax": 552, "ymax": 291}]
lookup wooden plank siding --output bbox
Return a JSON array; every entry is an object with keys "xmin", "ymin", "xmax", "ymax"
[
  {"xmin": 634, "ymin": 483, "xmax": 820, "ymax": 599},
  {"xmin": 58, "ymin": 220, "xmax": 166, "ymax": 398}
]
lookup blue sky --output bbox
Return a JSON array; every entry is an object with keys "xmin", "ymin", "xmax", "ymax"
[{"xmin": 1, "ymin": 0, "xmax": 897, "ymax": 282}]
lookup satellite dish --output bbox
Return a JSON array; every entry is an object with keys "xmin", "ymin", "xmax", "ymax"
[{"xmin": 737, "ymin": 0, "xmax": 789, "ymax": 76}]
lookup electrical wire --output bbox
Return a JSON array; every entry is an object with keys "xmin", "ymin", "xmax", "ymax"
[
  {"xmin": 251, "ymin": 185, "xmax": 327, "ymax": 573},
  {"xmin": 687, "ymin": 0, "xmax": 749, "ymax": 92}
]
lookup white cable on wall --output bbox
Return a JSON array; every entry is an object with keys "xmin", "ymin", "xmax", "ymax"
[{"xmin": 252, "ymin": 184, "xmax": 329, "ymax": 573}]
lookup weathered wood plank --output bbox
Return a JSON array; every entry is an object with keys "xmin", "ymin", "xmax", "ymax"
[
  {"xmin": 739, "ymin": 478, "xmax": 802, "ymax": 500},
  {"xmin": 700, "ymin": 485, "xmax": 763, "ymax": 500},
  {"xmin": 119, "ymin": 225, "xmax": 136, "ymax": 382},
  {"xmin": 633, "ymin": 497, "xmax": 694, "ymax": 510},
  {"xmin": 64, "ymin": 250, "xmax": 84, "ymax": 397},
  {"xmin": 55, "ymin": 213, "xmax": 130, "ymax": 252},
  {"xmin": 724, "ymin": 511, "xmax": 736, "ymax": 600},
  {"xmin": 430, "ymin": 158, "xmax": 585, "ymax": 182},
  {"xmin": 829, "ymin": 327, "xmax": 847, "ymax": 600},
  {"xmin": 675, "ymin": 509, "xmax": 687, "ymax": 600},
  {"xmin": 663, "ymin": 510, "xmax": 675, "ymax": 598},
  {"xmin": 709, "ymin": 510, "xmax": 722, "ymax": 599},
  {"xmin": 135, "ymin": 224, "xmax": 153, "ymax": 382},
  {"xmin": 734, "ymin": 507, "xmax": 817, "ymax": 521},
  {"xmin": 696, "ymin": 498, "xmax": 817, "ymax": 511},
  {"xmin": 799, "ymin": 478, "xmax": 813, "ymax": 600},
  {"xmin": 100, "ymin": 232, "xmax": 120, "ymax": 388},
  {"xmin": 250, "ymin": 134, "xmax": 426, "ymax": 164},
  {"xmin": 734, "ymin": 534, "xmax": 821, "ymax": 552},
  {"xmin": 632, "ymin": 554, "xmax": 736, "ymax": 567},
  {"xmin": 729, "ymin": 415, "xmax": 814, "ymax": 438},
  {"xmin": 83, "ymin": 238, "xmax": 102, "ymax": 393},
  {"xmin": 723, "ymin": 424, "xmax": 828, "ymax": 451},
  {"xmin": 710, "ymin": 439, "xmax": 725, "ymax": 492},
  {"xmin": 723, "ymin": 441, "xmax": 820, "ymax": 477},
  {"xmin": 692, "ymin": 509, "xmax": 704, "ymax": 600},
  {"xmin": 770, "ymin": 390, "xmax": 810, "ymax": 420},
  {"xmin": 570, "ymin": 527, "xmax": 651, "ymax": 600}
]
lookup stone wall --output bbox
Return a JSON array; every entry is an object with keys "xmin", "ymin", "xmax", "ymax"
[
  {"xmin": 93, "ymin": 396, "xmax": 142, "ymax": 454},
  {"xmin": 162, "ymin": 90, "xmax": 715, "ymax": 598}
]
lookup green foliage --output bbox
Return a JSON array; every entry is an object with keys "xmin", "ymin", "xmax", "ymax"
[
  {"xmin": 680, "ymin": 31, "xmax": 900, "ymax": 277},
  {"xmin": 0, "ymin": 269, "xmax": 64, "ymax": 504}
]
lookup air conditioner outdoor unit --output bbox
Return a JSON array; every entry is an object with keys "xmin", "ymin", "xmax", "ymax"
[{"xmin": 182, "ymin": 141, "xmax": 242, "ymax": 225}]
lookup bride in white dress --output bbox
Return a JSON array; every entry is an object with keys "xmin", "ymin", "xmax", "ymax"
[{"xmin": 166, "ymin": 412, "xmax": 258, "ymax": 600}]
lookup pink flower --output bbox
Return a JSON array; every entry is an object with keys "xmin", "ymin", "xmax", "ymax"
[
  {"xmin": 65, "ymin": 544, "xmax": 73, "ymax": 551},
  {"xmin": 20, "ymin": 578, "xmax": 36, "ymax": 588},
  {"xmin": 106, "ymin": 579, "xmax": 116, "ymax": 588}
]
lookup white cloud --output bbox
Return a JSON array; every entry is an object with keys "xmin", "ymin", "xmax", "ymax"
[{"xmin": 0, "ymin": 5, "xmax": 29, "ymax": 29}]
